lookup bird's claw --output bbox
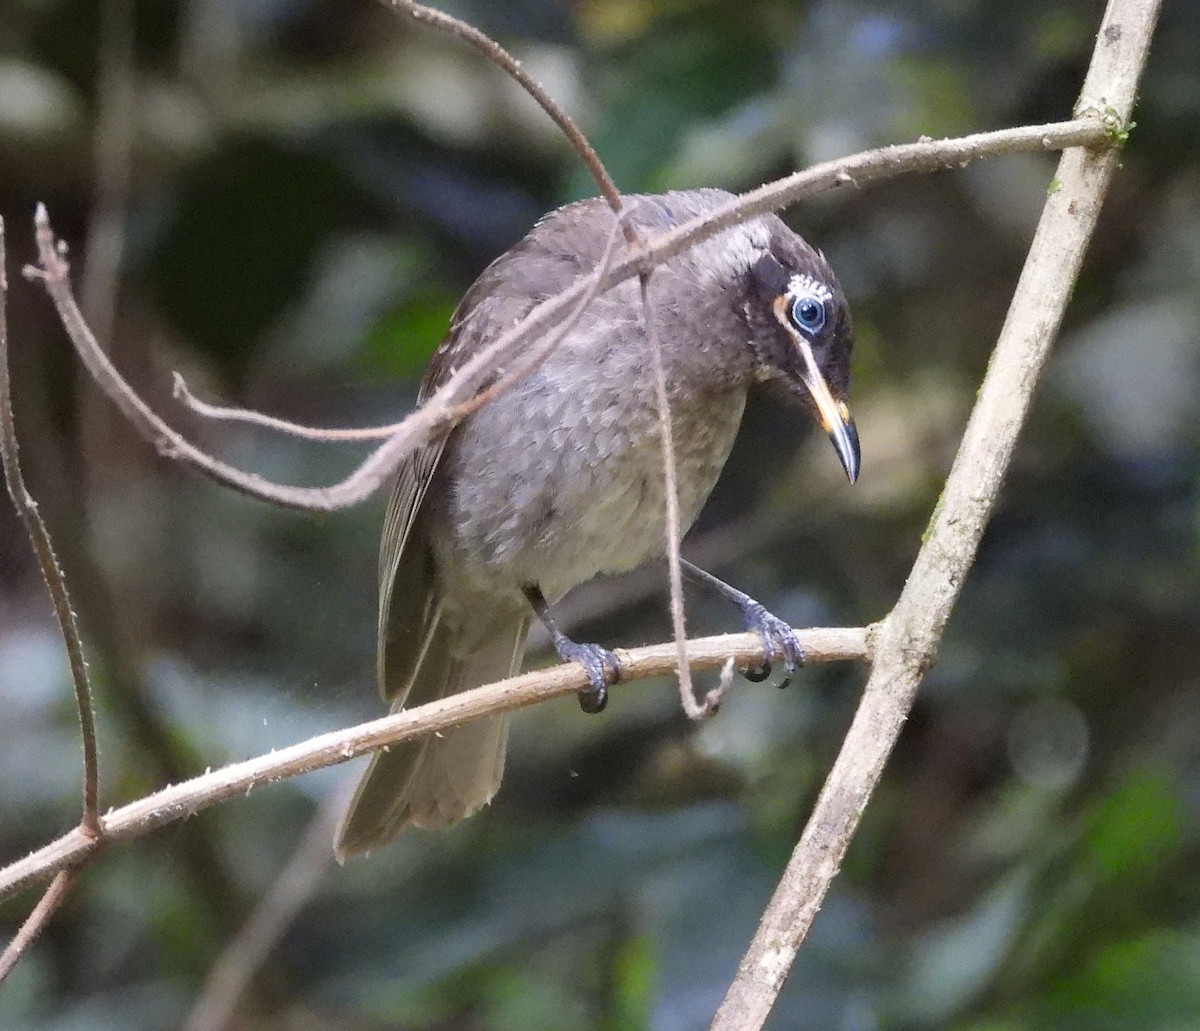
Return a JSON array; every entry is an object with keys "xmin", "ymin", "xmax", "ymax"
[
  {"xmin": 742, "ymin": 662, "xmax": 772, "ymax": 683},
  {"xmin": 555, "ymin": 639, "xmax": 620, "ymax": 713},
  {"xmin": 741, "ymin": 602, "xmax": 804, "ymax": 688}
]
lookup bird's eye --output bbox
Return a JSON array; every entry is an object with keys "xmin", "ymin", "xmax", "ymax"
[{"xmin": 790, "ymin": 295, "xmax": 827, "ymax": 334}]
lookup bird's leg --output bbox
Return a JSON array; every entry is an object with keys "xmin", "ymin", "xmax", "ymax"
[
  {"xmin": 680, "ymin": 559, "xmax": 805, "ymax": 687},
  {"xmin": 523, "ymin": 584, "xmax": 620, "ymax": 714}
]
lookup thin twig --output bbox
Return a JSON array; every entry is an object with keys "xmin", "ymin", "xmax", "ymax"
[
  {"xmin": 381, "ymin": 2, "xmax": 709, "ymax": 727},
  {"xmin": 174, "ymin": 374, "xmax": 414, "ymax": 442},
  {"xmin": 173, "ymin": 214, "xmax": 627, "ymax": 447},
  {"xmin": 0, "ymin": 225, "xmax": 86, "ymax": 984},
  {"xmin": 0, "ymin": 220, "xmax": 102, "ymax": 838},
  {"xmin": 710, "ymin": 656, "xmax": 738, "ymax": 713},
  {"xmin": 380, "ymin": 0, "xmax": 627, "ymax": 227},
  {"xmin": 30, "ymin": 120, "xmax": 1102, "ymax": 516},
  {"xmin": 381, "ymin": 1, "xmax": 715, "ymax": 727},
  {"xmin": 0, "ymin": 869, "xmax": 79, "ymax": 984},
  {"xmin": 709, "ymin": 2, "xmax": 1160, "ymax": 1027},
  {"xmin": 0, "ymin": 623, "xmax": 872, "ymax": 900},
  {"xmin": 641, "ymin": 274, "xmax": 711, "ymax": 719}
]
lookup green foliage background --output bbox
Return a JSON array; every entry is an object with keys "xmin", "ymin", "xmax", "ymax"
[{"xmin": 1, "ymin": 0, "xmax": 1199, "ymax": 1028}]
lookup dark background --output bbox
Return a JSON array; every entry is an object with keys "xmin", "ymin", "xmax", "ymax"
[{"xmin": 1, "ymin": 1, "xmax": 1199, "ymax": 1028}]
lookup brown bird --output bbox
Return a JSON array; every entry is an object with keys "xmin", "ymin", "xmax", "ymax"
[{"xmin": 335, "ymin": 189, "xmax": 858, "ymax": 858}]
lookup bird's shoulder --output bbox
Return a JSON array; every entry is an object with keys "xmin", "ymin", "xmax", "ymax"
[{"xmin": 418, "ymin": 189, "xmax": 748, "ymax": 398}]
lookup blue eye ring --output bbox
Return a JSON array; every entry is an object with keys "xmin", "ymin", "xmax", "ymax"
[{"xmin": 790, "ymin": 294, "xmax": 827, "ymax": 334}]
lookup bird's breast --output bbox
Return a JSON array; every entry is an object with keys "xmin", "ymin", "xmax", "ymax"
[{"xmin": 429, "ymin": 327, "xmax": 749, "ymax": 606}]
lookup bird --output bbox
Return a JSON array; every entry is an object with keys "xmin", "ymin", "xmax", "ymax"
[{"xmin": 334, "ymin": 188, "xmax": 859, "ymax": 859}]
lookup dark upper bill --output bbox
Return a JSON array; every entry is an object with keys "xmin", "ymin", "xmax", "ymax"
[{"xmin": 794, "ymin": 337, "xmax": 860, "ymax": 484}]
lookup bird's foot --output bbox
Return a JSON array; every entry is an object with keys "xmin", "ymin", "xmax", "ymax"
[
  {"xmin": 740, "ymin": 602, "xmax": 805, "ymax": 688},
  {"xmin": 523, "ymin": 583, "xmax": 620, "ymax": 713},
  {"xmin": 554, "ymin": 638, "xmax": 621, "ymax": 713},
  {"xmin": 676, "ymin": 562, "xmax": 805, "ymax": 689}
]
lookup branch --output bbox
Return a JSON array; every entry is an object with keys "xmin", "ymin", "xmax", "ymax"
[
  {"xmin": 710, "ymin": 1, "xmax": 1161, "ymax": 1027},
  {"xmin": 0, "ymin": 219, "xmax": 102, "ymax": 838},
  {"xmin": 379, "ymin": 0, "xmax": 627, "ymax": 225},
  {"xmin": 0, "ymin": 869, "xmax": 79, "ymax": 984},
  {"xmin": 172, "ymin": 214, "xmax": 627, "ymax": 447},
  {"xmin": 0, "ymin": 624, "xmax": 871, "ymax": 900},
  {"xmin": 173, "ymin": 374, "xmax": 411, "ymax": 441},
  {"xmin": 642, "ymin": 274, "xmax": 715, "ymax": 719},
  {"xmin": 29, "ymin": 119, "xmax": 1103, "ymax": 516}
]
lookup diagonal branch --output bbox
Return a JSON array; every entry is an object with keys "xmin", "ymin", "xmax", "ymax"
[
  {"xmin": 172, "ymin": 214, "xmax": 628, "ymax": 447},
  {"xmin": 709, "ymin": 1, "xmax": 1161, "ymax": 1027},
  {"xmin": 29, "ymin": 121, "xmax": 1103, "ymax": 516},
  {"xmin": 380, "ymin": 0, "xmax": 627, "ymax": 227},
  {"xmin": 0, "ymin": 869, "xmax": 79, "ymax": 984},
  {"xmin": 0, "ymin": 623, "xmax": 871, "ymax": 901}
]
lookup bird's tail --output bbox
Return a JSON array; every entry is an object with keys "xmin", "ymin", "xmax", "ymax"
[{"xmin": 334, "ymin": 613, "xmax": 530, "ymax": 860}]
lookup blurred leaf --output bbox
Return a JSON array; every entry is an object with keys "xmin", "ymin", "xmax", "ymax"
[
  {"xmin": 1046, "ymin": 931, "xmax": 1200, "ymax": 1029},
  {"xmin": 483, "ymin": 964, "xmax": 593, "ymax": 1031},
  {"xmin": 900, "ymin": 872, "xmax": 1033, "ymax": 1024},
  {"xmin": 1081, "ymin": 770, "xmax": 1184, "ymax": 883},
  {"xmin": 609, "ymin": 933, "xmax": 656, "ymax": 1031},
  {"xmin": 364, "ymin": 288, "xmax": 458, "ymax": 380},
  {"xmin": 566, "ymin": 7, "xmax": 778, "ymax": 194}
]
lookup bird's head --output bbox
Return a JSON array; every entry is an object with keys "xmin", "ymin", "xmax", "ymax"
[{"xmin": 744, "ymin": 230, "xmax": 859, "ymax": 483}]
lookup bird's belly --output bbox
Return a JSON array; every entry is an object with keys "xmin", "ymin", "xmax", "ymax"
[
  {"xmin": 519, "ymin": 452, "xmax": 691, "ymax": 597},
  {"xmin": 431, "ymin": 383, "xmax": 747, "ymax": 605}
]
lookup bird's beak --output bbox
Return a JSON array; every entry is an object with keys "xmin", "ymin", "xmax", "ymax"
[
  {"xmin": 794, "ymin": 338, "xmax": 860, "ymax": 484},
  {"xmin": 771, "ymin": 296, "xmax": 860, "ymax": 483}
]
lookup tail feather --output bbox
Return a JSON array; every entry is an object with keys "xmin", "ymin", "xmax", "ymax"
[
  {"xmin": 335, "ymin": 614, "xmax": 529, "ymax": 860},
  {"xmin": 399, "ymin": 709, "xmax": 510, "ymax": 830}
]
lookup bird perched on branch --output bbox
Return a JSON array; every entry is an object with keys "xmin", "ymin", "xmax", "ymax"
[{"xmin": 335, "ymin": 189, "xmax": 858, "ymax": 858}]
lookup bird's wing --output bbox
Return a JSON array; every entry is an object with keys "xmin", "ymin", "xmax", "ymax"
[
  {"xmin": 376, "ymin": 441, "xmax": 444, "ymax": 703},
  {"xmin": 373, "ymin": 264, "xmax": 541, "ymax": 704},
  {"xmin": 376, "ymin": 194, "xmax": 650, "ymax": 702}
]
